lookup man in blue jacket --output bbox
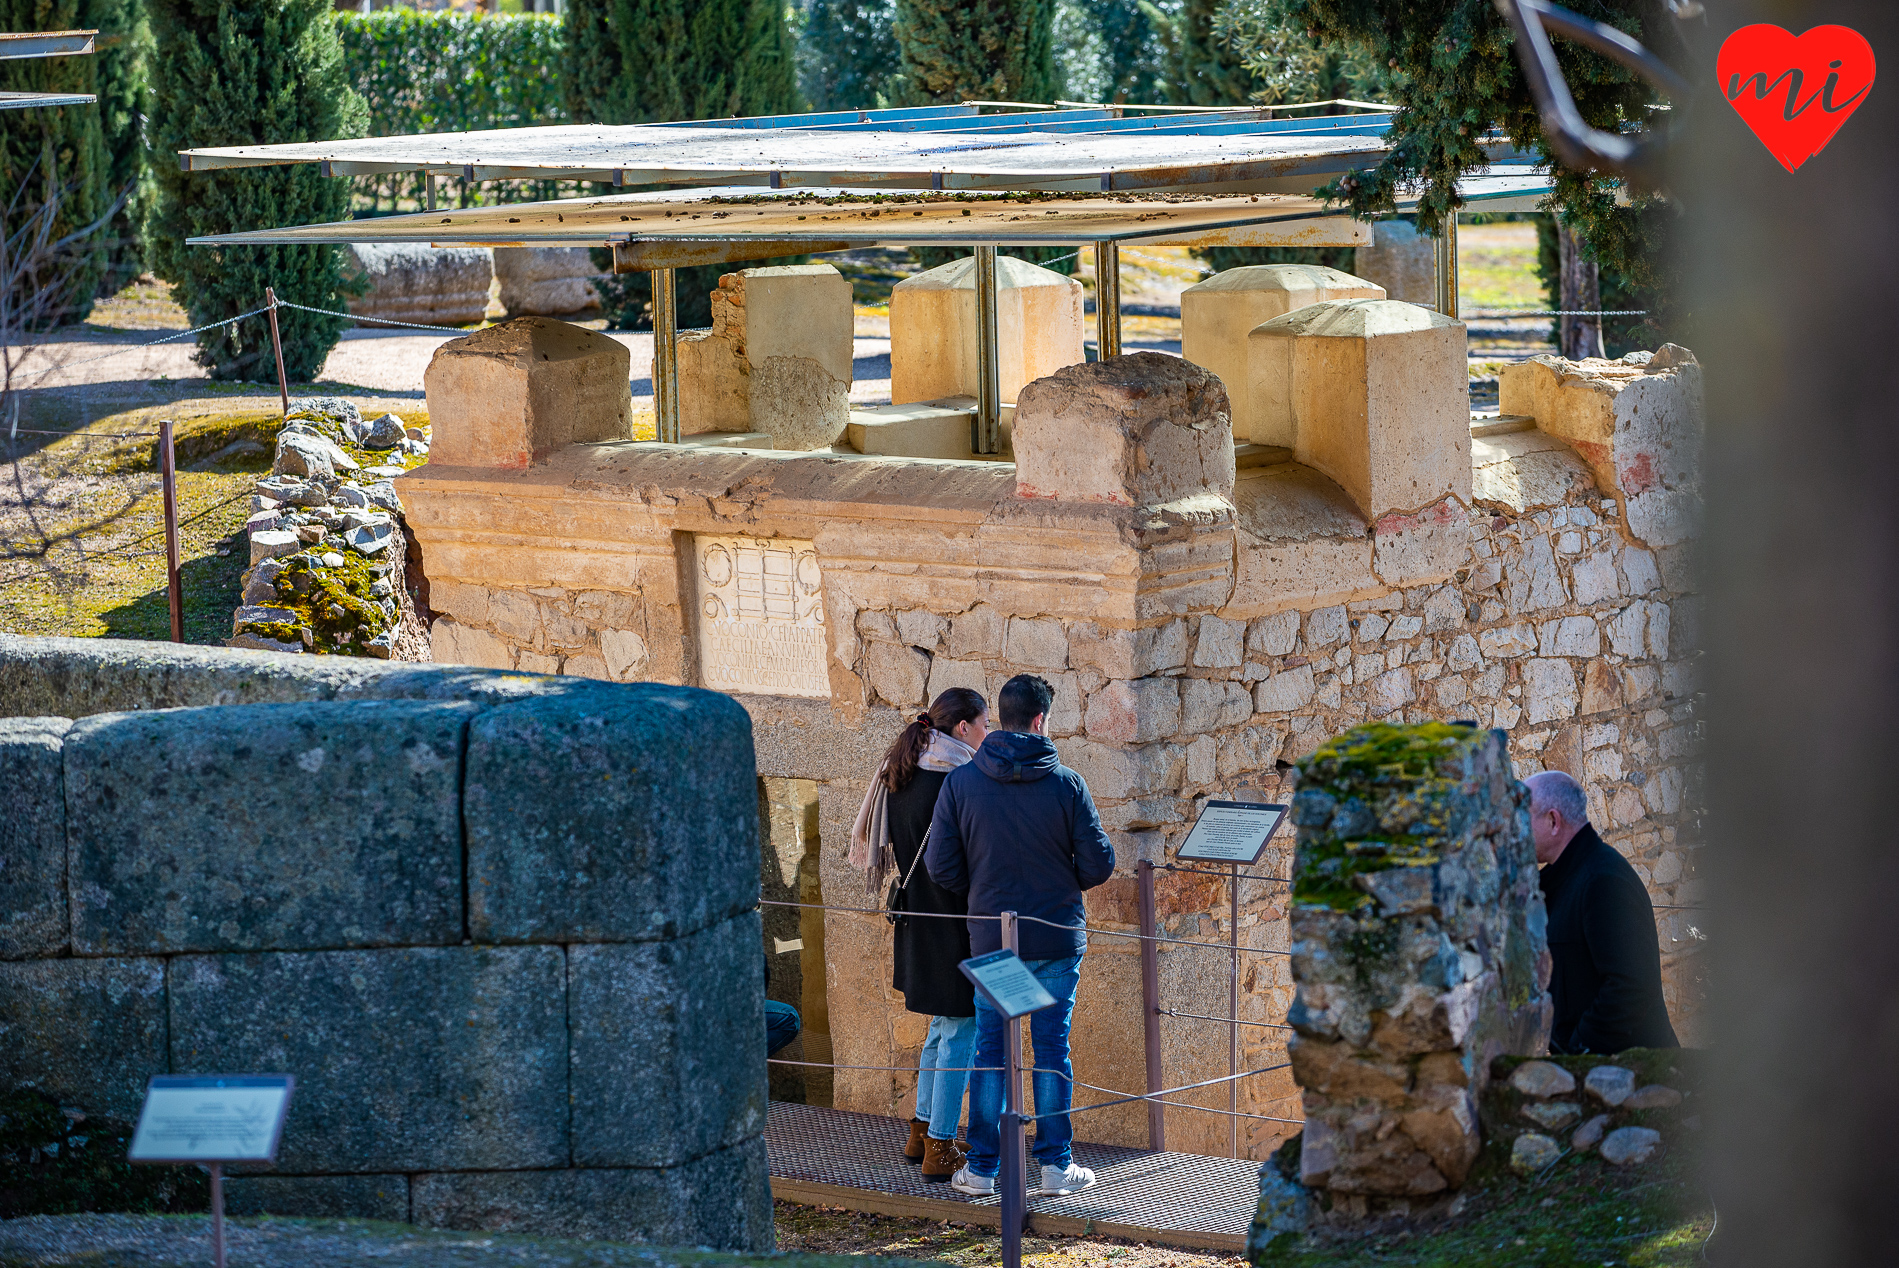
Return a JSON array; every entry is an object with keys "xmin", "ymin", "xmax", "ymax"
[{"xmin": 926, "ymin": 673, "xmax": 1116, "ymax": 1197}]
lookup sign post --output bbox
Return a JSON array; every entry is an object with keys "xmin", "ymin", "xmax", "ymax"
[
  {"xmin": 128, "ymin": 1075, "xmax": 295, "ymax": 1268},
  {"xmin": 960, "ymin": 918, "xmax": 1059, "ymax": 1268},
  {"xmin": 1174, "ymin": 800, "xmax": 1288, "ymax": 1156}
]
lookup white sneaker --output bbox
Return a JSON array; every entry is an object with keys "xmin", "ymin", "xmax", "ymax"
[
  {"xmin": 950, "ymin": 1166, "xmax": 996, "ymax": 1196},
  {"xmin": 1038, "ymin": 1162, "xmax": 1097, "ymax": 1195}
]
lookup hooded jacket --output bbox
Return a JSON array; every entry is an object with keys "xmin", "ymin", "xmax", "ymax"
[{"xmin": 924, "ymin": 730, "xmax": 1116, "ymax": 960}]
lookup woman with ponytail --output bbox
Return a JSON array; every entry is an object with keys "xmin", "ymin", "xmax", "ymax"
[{"xmin": 849, "ymin": 686, "xmax": 988, "ymax": 1179}]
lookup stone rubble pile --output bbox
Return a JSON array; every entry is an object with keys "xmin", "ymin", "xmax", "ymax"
[
  {"xmin": 229, "ymin": 398, "xmax": 430, "ymax": 659},
  {"xmin": 1492, "ymin": 1054, "xmax": 1696, "ymax": 1174}
]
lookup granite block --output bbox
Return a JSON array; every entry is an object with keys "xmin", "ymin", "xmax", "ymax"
[
  {"xmin": 466, "ymin": 683, "xmax": 759, "ymax": 944},
  {"xmin": 411, "ymin": 1136, "xmax": 773, "ymax": 1252},
  {"xmin": 0, "ymin": 957, "xmax": 167, "ymax": 1119},
  {"xmin": 0, "ymin": 717, "xmax": 71, "ymax": 957},
  {"xmin": 569, "ymin": 912, "xmax": 767, "ymax": 1167},
  {"xmin": 168, "ymin": 946, "xmax": 566, "ymax": 1173},
  {"xmin": 65, "ymin": 701, "xmax": 474, "ymax": 954},
  {"xmin": 223, "ymin": 1173, "xmax": 410, "ymax": 1221}
]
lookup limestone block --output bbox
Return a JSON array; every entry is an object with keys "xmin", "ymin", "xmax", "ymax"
[
  {"xmin": 493, "ymin": 246, "xmax": 602, "ymax": 317},
  {"xmin": 1352, "ymin": 220, "xmax": 1436, "ymax": 305},
  {"xmin": 863, "ymin": 641, "xmax": 929, "ymax": 706},
  {"xmin": 569, "ymin": 912, "xmax": 767, "ymax": 1167},
  {"xmin": 431, "ymin": 618, "xmax": 515, "ymax": 669},
  {"xmin": 1259, "ymin": 299, "xmax": 1470, "ymax": 520},
  {"xmin": 1014, "ymin": 353, "xmax": 1234, "ymax": 507},
  {"xmin": 225, "ymin": 1174, "xmax": 411, "ymax": 1222},
  {"xmin": 1084, "ymin": 678, "xmax": 1180, "ymax": 743},
  {"xmin": 1497, "ymin": 353, "xmax": 1703, "ymax": 547},
  {"xmin": 342, "ymin": 243, "xmax": 493, "ymax": 329},
  {"xmin": 891, "ymin": 255, "xmax": 1085, "ymax": 404},
  {"xmin": 64, "ymin": 701, "xmax": 473, "ymax": 955},
  {"xmin": 752, "ymin": 354, "xmax": 849, "ymax": 451},
  {"xmin": 847, "ymin": 399, "xmax": 1016, "ymax": 459},
  {"xmin": 0, "ymin": 717, "xmax": 70, "ymax": 957},
  {"xmin": 425, "ymin": 317, "xmax": 633, "ymax": 469},
  {"xmin": 409, "ymin": 1136, "xmax": 773, "ymax": 1252},
  {"xmin": 1288, "ymin": 723, "xmax": 1550, "ymax": 1197},
  {"xmin": 465, "ymin": 683, "xmax": 758, "ymax": 944},
  {"xmin": 678, "ymin": 335, "xmax": 750, "ymax": 434},
  {"xmin": 170, "ymin": 946, "xmax": 566, "ymax": 1173},
  {"xmin": 1180, "ymin": 265, "xmax": 1383, "ymax": 445},
  {"xmin": 0, "ymin": 957, "xmax": 167, "ymax": 1119}
]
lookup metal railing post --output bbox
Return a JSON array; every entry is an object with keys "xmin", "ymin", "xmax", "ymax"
[
  {"xmin": 1094, "ymin": 240, "xmax": 1121, "ymax": 360},
  {"xmin": 652, "ymin": 266, "xmax": 680, "ymax": 443},
  {"xmin": 263, "ymin": 287, "xmax": 289, "ymax": 417},
  {"xmin": 974, "ymin": 245, "xmax": 1001, "ymax": 455},
  {"xmin": 1435, "ymin": 216, "xmax": 1460, "ymax": 320},
  {"xmin": 159, "ymin": 419, "xmax": 182, "ymax": 643},
  {"xmin": 999, "ymin": 909, "xmax": 1025, "ymax": 1268},
  {"xmin": 1137, "ymin": 859, "xmax": 1165, "ymax": 1151},
  {"xmin": 209, "ymin": 1161, "xmax": 226, "ymax": 1268}
]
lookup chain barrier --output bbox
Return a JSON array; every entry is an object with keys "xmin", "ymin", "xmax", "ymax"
[{"xmin": 759, "ymin": 898, "xmax": 1292, "ymax": 956}]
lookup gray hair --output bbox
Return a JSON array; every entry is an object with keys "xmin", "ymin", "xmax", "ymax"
[{"xmin": 1526, "ymin": 770, "xmax": 1589, "ymax": 826}]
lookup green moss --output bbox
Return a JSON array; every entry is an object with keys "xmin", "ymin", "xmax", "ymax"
[
  {"xmin": 0, "ymin": 1088, "xmax": 206, "ymax": 1218},
  {"xmin": 266, "ymin": 549, "xmax": 397, "ymax": 656}
]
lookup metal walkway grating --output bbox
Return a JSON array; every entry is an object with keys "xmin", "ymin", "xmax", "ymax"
[{"xmin": 765, "ymin": 1101, "xmax": 1261, "ymax": 1252}]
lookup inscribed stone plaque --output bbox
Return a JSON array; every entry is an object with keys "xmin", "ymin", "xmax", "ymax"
[{"xmin": 693, "ymin": 535, "xmax": 829, "ymax": 698}]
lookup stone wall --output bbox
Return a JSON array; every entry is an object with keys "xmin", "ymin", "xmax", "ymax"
[
  {"xmin": 0, "ymin": 651, "xmax": 772, "ymax": 1251},
  {"xmin": 406, "ymin": 331, "xmax": 1705, "ymax": 1160}
]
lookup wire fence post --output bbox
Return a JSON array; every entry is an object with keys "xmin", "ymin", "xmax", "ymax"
[
  {"xmin": 999, "ymin": 909, "xmax": 1025, "ymax": 1268},
  {"xmin": 1137, "ymin": 859, "xmax": 1165, "ymax": 1151},
  {"xmin": 652, "ymin": 267, "xmax": 679, "ymax": 443},
  {"xmin": 263, "ymin": 288, "xmax": 289, "ymax": 417},
  {"xmin": 159, "ymin": 418, "xmax": 182, "ymax": 643}
]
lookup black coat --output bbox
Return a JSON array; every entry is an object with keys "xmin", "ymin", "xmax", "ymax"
[
  {"xmin": 1540, "ymin": 825, "xmax": 1680, "ymax": 1054},
  {"xmin": 889, "ymin": 769, "xmax": 975, "ymax": 1018}
]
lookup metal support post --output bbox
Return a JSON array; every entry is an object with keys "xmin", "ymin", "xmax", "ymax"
[
  {"xmin": 652, "ymin": 267, "xmax": 680, "ymax": 443},
  {"xmin": 973, "ymin": 245, "xmax": 1001, "ymax": 455},
  {"xmin": 209, "ymin": 1162, "xmax": 226, "ymax": 1268},
  {"xmin": 999, "ymin": 910, "xmax": 1025, "ymax": 1268},
  {"xmin": 1137, "ymin": 859, "xmax": 1165, "ymax": 1151},
  {"xmin": 263, "ymin": 287, "xmax": 288, "ymax": 417},
  {"xmin": 1230, "ymin": 862, "xmax": 1241, "ymax": 1158},
  {"xmin": 1435, "ymin": 216, "xmax": 1460, "ymax": 320},
  {"xmin": 159, "ymin": 419, "xmax": 182, "ymax": 644},
  {"xmin": 1094, "ymin": 240, "xmax": 1121, "ymax": 360},
  {"xmin": 426, "ymin": 171, "xmax": 437, "ymax": 212}
]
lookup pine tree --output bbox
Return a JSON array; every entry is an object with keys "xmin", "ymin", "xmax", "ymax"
[
  {"xmin": 145, "ymin": 0, "xmax": 366, "ymax": 382},
  {"xmin": 0, "ymin": 0, "xmax": 112, "ymax": 327},
  {"xmin": 891, "ymin": 0, "xmax": 1057, "ymax": 106},
  {"xmin": 564, "ymin": 0, "xmax": 800, "ymax": 126}
]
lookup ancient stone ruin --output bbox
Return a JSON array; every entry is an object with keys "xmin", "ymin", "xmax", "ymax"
[{"xmin": 1286, "ymin": 721, "xmax": 1551, "ymax": 1206}]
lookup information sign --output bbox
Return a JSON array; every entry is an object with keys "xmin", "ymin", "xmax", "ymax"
[
  {"xmin": 959, "ymin": 950, "xmax": 1057, "ymax": 1020},
  {"xmin": 1173, "ymin": 800, "xmax": 1288, "ymax": 866},
  {"xmin": 127, "ymin": 1075, "xmax": 295, "ymax": 1164}
]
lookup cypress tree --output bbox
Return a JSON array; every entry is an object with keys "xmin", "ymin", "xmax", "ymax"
[
  {"xmin": 891, "ymin": 0, "xmax": 1057, "ymax": 106},
  {"xmin": 1165, "ymin": 0, "xmax": 1250, "ymax": 105},
  {"xmin": 145, "ymin": 0, "xmax": 366, "ymax": 382},
  {"xmin": 801, "ymin": 0, "xmax": 901, "ymax": 111},
  {"xmin": 564, "ymin": 0, "xmax": 800, "ymax": 126},
  {"xmin": 91, "ymin": 0, "xmax": 154, "ymax": 292},
  {"xmin": 0, "ymin": 0, "xmax": 111, "ymax": 327}
]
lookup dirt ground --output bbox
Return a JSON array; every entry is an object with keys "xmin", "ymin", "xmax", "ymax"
[{"xmin": 775, "ymin": 1202, "xmax": 1243, "ymax": 1268}]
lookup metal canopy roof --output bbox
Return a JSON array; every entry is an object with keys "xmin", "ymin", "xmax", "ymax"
[
  {"xmin": 177, "ymin": 103, "xmax": 1528, "ymax": 196},
  {"xmin": 185, "ymin": 169, "xmax": 1551, "ymax": 265},
  {"xmin": 0, "ymin": 29, "xmax": 97, "ymax": 111}
]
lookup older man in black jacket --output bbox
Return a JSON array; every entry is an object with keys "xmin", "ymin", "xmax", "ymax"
[{"xmin": 1527, "ymin": 770, "xmax": 1679, "ymax": 1054}]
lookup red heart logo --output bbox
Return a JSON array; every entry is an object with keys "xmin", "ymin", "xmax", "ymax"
[{"xmin": 1718, "ymin": 24, "xmax": 1876, "ymax": 172}]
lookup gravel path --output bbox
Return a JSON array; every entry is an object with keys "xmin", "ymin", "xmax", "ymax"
[{"xmin": 0, "ymin": 1214, "xmax": 932, "ymax": 1268}]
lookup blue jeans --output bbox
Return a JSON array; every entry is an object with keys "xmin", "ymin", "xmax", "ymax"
[
  {"xmin": 914, "ymin": 1014, "xmax": 976, "ymax": 1140},
  {"xmin": 964, "ymin": 955, "xmax": 1081, "ymax": 1177},
  {"xmin": 765, "ymin": 999, "xmax": 801, "ymax": 1056}
]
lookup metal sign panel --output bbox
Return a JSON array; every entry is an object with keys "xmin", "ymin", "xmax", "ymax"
[
  {"xmin": 1173, "ymin": 801, "xmax": 1288, "ymax": 866},
  {"xmin": 960, "ymin": 950, "xmax": 1058, "ymax": 1020},
  {"xmin": 127, "ymin": 1075, "xmax": 294, "ymax": 1164}
]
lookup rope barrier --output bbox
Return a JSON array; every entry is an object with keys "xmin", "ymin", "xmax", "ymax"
[
  {"xmin": 272, "ymin": 298, "xmax": 479, "ymax": 333},
  {"xmin": 758, "ymin": 899, "xmax": 1293, "ymax": 956},
  {"xmin": 1157, "ymin": 863, "xmax": 1292, "ymax": 884},
  {"xmin": 14, "ymin": 302, "xmax": 277, "ymax": 383},
  {"xmin": 1021, "ymin": 1063, "xmax": 1292, "ymax": 1122},
  {"xmin": 4, "ymin": 428, "xmax": 162, "ymax": 439},
  {"xmin": 768, "ymin": 1059, "xmax": 1001, "ymax": 1073},
  {"xmin": 1159, "ymin": 1008, "xmax": 1293, "ymax": 1031}
]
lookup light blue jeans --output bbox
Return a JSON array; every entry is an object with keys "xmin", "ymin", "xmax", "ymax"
[
  {"xmin": 965, "ymin": 955, "xmax": 1082, "ymax": 1176},
  {"xmin": 914, "ymin": 1013, "xmax": 977, "ymax": 1141}
]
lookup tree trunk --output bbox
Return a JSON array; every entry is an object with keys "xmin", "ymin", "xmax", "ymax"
[{"xmin": 1557, "ymin": 222, "xmax": 1604, "ymax": 361}]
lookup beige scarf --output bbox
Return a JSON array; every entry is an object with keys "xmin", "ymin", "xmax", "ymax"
[{"xmin": 848, "ymin": 729, "xmax": 976, "ymax": 897}]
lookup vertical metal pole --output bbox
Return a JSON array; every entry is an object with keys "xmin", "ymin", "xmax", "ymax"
[
  {"xmin": 1435, "ymin": 216, "xmax": 1460, "ymax": 320},
  {"xmin": 1230, "ymin": 862, "xmax": 1241, "ymax": 1159},
  {"xmin": 263, "ymin": 288, "xmax": 289, "ymax": 417},
  {"xmin": 210, "ymin": 1162, "xmax": 226, "ymax": 1268},
  {"xmin": 973, "ymin": 245, "xmax": 1001, "ymax": 455},
  {"xmin": 999, "ymin": 910, "xmax": 1024, "ymax": 1268},
  {"xmin": 1094, "ymin": 241, "xmax": 1121, "ymax": 360},
  {"xmin": 1137, "ymin": 859, "xmax": 1165, "ymax": 1152},
  {"xmin": 160, "ymin": 419, "xmax": 182, "ymax": 644},
  {"xmin": 652, "ymin": 267, "xmax": 680, "ymax": 443},
  {"xmin": 427, "ymin": 171, "xmax": 437, "ymax": 212}
]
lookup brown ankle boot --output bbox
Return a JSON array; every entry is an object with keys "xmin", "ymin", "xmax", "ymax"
[
  {"xmin": 904, "ymin": 1117, "xmax": 928, "ymax": 1162},
  {"xmin": 922, "ymin": 1135, "xmax": 967, "ymax": 1181}
]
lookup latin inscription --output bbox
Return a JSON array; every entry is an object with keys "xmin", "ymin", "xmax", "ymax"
[{"xmin": 695, "ymin": 535, "xmax": 829, "ymax": 698}]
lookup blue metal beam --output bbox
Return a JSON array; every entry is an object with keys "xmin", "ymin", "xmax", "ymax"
[
  {"xmin": 806, "ymin": 109, "xmax": 1119, "ymax": 133},
  {"xmin": 650, "ymin": 104, "xmax": 977, "ymax": 130}
]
